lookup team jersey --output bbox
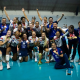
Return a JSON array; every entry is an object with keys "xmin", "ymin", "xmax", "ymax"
[
  {"xmin": 9, "ymin": 20, "xmax": 18, "ymax": 29},
  {"xmin": 0, "ymin": 36, "xmax": 9, "ymax": 48},
  {"xmin": 28, "ymin": 36, "xmax": 38, "ymax": 43},
  {"xmin": 39, "ymin": 37, "xmax": 49, "ymax": 47},
  {"xmin": 20, "ymin": 40, "xmax": 29, "ymax": 49},
  {"xmin": 50, "ymin": 48, "xmax": 63, "ymax": 62},
  {"xmin": 66, "ymin": 29, "xmax": 78, "ymax": 43},
  {"xmin": 22, "ymin": 22, "xmax": 27, "ymax": 29},
  {"xmin": 29, "ymin": 21, "xmax": 35, "ymax": 28},
  {"xmin": 0, "ymin": 24, "xmax": 9, "ymax": 37},
  {"xmin": 13, "ymin": 28, "xmax": 24, "ymax": 34},
  {"xmin": 42, "ymin": 20, "xmax": 48, "ymax": 31},
  {"xmin": 54, "ymin": 36, "xmax": 63, "ymax": 47},
  {"xmin": 26, "ymin": 27, "xmax": 36, "ymax": 37},
  {"xmin": 9, "ymin": 35, "xmax": 20, "ymax": 47},
  {"xmin": 48, "ymin": 27, "xmax": 63, "ymax": 39},
  {"xmin": 34, "ymin": 26, "xmax": 41, "ymax": 33},
  {"xmin": 77, "ymin": 28, "xmax": 80, "ymax": 44},
  {"xmin": 28, "ymin": 36, "xmax": 38, "ymax": 47}
]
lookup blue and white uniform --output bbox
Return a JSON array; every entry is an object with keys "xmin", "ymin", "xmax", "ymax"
[{"xmin": 19, "ymin": 40, "xmax": 29, "ymax": 57}]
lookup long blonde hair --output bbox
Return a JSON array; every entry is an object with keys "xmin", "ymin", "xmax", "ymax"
[{"xmin": 42, "ymin": 32, "xmax": 47, "ymax": 47}]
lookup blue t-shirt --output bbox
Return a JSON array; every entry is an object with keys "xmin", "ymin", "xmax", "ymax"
[
  {"xmin": 47, "ymin": 27, "xmax": 63, "ymax": 39},
  {"xmin": 47, "ymin": 21, "xmax": 63, "ymax": 39},
  {"xmin": 26, "ymin": 27, "xmax": 36, "ymax": 37},
  {"xmin": 0, "ymin": 24, "xmax": 9, "ymax": 37},
  {"xmin": 50, "ymin": 48, "xmax": 63, "ymax": 62},
  {"xmin": 66, "ymin": 29, "xmax": 78, "ymax": 43}
]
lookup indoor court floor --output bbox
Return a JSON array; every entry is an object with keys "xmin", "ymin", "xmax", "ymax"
[{"xmin": 0, "ymin": 49, "xmax": 80, "ymax": 80}]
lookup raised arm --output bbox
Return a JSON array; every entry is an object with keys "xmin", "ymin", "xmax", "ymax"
[
  {"xmin": 36, "ymin": 9, "xmax": 42, "ymax": 21},
  {"xmin": 22, "ymin": 8, "xmax": 29, "ymax": 22},
  {"xmin": 4, "ymin": 7, "xmax": 10, "ymax": 21},
  {"xmin": 57, "ymin": 13, "xmax": 64, "ymax": 22}
]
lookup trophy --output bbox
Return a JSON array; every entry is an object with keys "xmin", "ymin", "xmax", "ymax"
[{"xmin": 38, "ymin": 53, "xmax": 42, "ymax": 65}]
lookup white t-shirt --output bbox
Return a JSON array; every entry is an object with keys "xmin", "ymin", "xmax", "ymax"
[
  {"xmin": 13, "ymin": 28, "xmax": 24, "ymax": 34},
  {"xmin": 39, "ymin": 37, "xmax": 49, "ymax": 46},
  {"xmin": 9, "ymin": 35, "xmax": 20, "ymax": 47},
  {"xmin": 0, "ymin": 36, "xmax": 9, "ymax": 48}
]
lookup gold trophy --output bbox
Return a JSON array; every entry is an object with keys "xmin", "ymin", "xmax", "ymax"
[{"xmin": 38, "ymin": 53, "xmax": 42, "ymax": 65}]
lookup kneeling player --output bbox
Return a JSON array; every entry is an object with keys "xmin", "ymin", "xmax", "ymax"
[
  {"xmin": 0, "ymin": 30, "xmax": 11, "ymax": 70},
  {"xmin": 6, "ymin": 31, "xmax": 21, "ymax": 61},
  {"xmin": 18, "ymin": 33, "xmax": 29, "ymax": 62},
  {"xmin": 46, "ymin": 42, "xmax": 74, "ymax": 75}
]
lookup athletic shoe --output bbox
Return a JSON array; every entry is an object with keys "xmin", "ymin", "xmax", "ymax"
[
  {"xmin": 78, "ymin": 62, "xmax": 80, "ymax": 65},
  {"xmin": 0, "ymin": 65, "xmax": 3, "ymax": 70},
  {"xmin": 76, "ymin": 59, "xmax": 80, "ymax": 62},
  {"xmin": 7, "ymin": 64, "xmax": 10, "ymax": 69},
  {"xmin": 67, "ymin": 68, "xmax": 71, "ymax": 75},
  {"xmin": 70, "ymin": 60, "xmax": 74, "ymax": 63}
]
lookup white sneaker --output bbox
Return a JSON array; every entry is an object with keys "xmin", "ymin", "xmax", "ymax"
[
  {"xmin": 70, "ymin": 60, "xmax": 74, "ymax": 63},
  {"xmin": 35, "ymin": 58, "xmax": 37, "ymax": 62},
  {"xmin": 0, "ymin": 65, "xmax": 3, "ymax": 70},
  {"xmin": 78, "ymin": 62, "xmax": 80, "ymax": 65},
  {"xmin": 7, "ymin": 64, "xmax": 10, "ymax": 69},
  {"xmin": 45, "ymin": 59, "xmax": 49, "ymax": 62}
]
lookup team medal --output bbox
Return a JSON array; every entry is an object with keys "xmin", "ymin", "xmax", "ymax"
[
  {"xmin": 54, "ymin": 50, "xmax": 56, "ymax": 53},
  {"xmin": 4, "ymin": 26, "xmax": 7, "ymax": 28},
  {"xmin": 24, "ymin": 26, "xmax": 26, "ymax": 28},
  {"xmin": 20, "ymin": 32, "xmax": 21, "ymax": 35}
]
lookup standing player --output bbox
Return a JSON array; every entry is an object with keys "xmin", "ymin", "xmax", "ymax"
[
  {"xmin": 22, "ymin": 8, "xmax": 36, "ymax": 27},
  {"xmin": 51, "ymin": 31, "xmax": 68, "ymax": 50},
  {"xmin": 13, "ymin": 21, "xmax": 24, "ymax": 37},
  {"xmin": 46, "ymin": 22, "xmax": 65, "ymax": 47},
  {"xmin": 66, "ymin": 25, "xmax": 78, "ymax": 62},
  {"xmin": 28, "ymin": 31, "xmax": 38, "ymax": 61},
  {"xmin": 18, "ymin": 33, "xmax": 29, "ymax": 63},
  {"xmin": 0, "ymin": 30, "xmax": 11, "ymax": 70},
  {"xmin": 4, "ymin": 7, "xmax": 18, "ymax": 33},
  {"xmin": 38, "ymin": 32, "xmax": 49, "ymax": 61},
  {"xmin": 26, "ymin": 23, "xmax": 36, "ymax": 38},
  {"xmin": 46, "ymin": 42, "xmax": 74, "ymax": 75},
  {"xmin": 21, "ymin": 17, "xmax": 27, "ymax": 32},
  {"xmin": 76, "ymin": 21, "xmax": 80, "ymax": 65}
]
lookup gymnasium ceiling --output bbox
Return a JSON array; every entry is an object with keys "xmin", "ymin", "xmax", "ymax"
[{"xmin": 0, "ymin": 0, "xmax": 80, "ymax": 12}]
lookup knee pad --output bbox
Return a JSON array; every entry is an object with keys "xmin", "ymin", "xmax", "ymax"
[
  {"xmin": 0, "ymin": 54, "xmax": 2, "ymax": 61},
  {"xmin": 19, "ymin": 56, "xmax": 22, "ymax": 60},
  {"xmin": 6, "ymin": 55, "xmax": 9, "ymax": 61}
]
